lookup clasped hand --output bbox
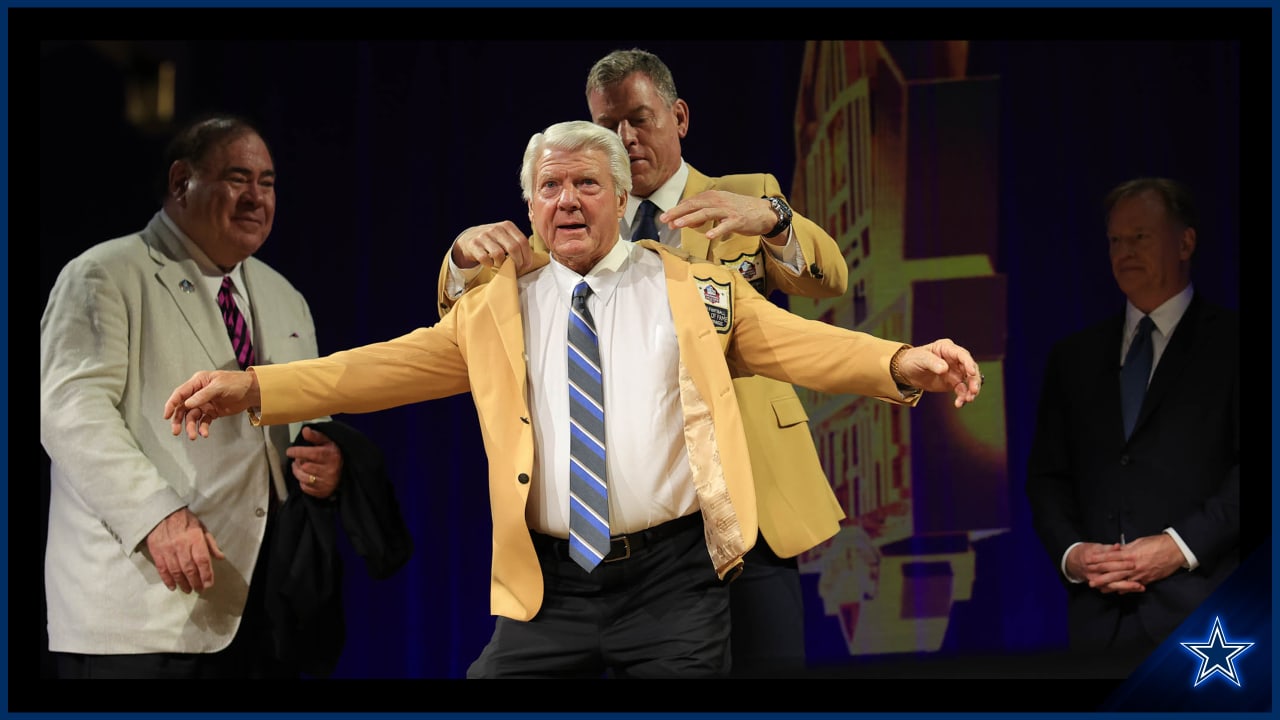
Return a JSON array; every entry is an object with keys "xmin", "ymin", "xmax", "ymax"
[{"xmin": 1068, "ymin": 534, "xmax": 1185, "ymax": 594}]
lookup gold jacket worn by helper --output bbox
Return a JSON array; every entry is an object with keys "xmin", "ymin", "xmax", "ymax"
[{"xmin": 256, "ymin": 241, "xmax": 913, "ymax": 622}]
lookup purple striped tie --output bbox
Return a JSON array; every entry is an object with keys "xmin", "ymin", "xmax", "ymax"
[{"xmin": 217, "ymin": 276, "xmax": 257, "ymax": 370}]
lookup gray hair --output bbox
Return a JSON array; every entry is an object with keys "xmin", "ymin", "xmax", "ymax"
[
  {"xmin": 520, "ymin": 120, "xmax": 632, "ymax": 201},
  {"xmin": 585, "ymin": 48, "xmax": 679, "ymax": 108},
  {"xmin": 1104, "ymin": 177, "xmax": 1198, "ymax": 232}
]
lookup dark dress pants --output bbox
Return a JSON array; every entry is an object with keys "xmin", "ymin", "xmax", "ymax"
[
  {"xmin": 729, "ymin": 537, "xmax": 806, "ymax": 677},
  {"xmin": 467, "ymin": 513, "xmax": 731, "ymax": 678}
]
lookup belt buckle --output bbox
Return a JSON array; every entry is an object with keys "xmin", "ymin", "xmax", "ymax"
[{"xmin": 603, "ymin": 535, "xmax": 631, "ymax": 563}]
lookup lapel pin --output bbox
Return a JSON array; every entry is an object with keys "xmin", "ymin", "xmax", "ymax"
[{"xmin": 179, "ymin": 279, "xmax": 195, "ymax": 294}]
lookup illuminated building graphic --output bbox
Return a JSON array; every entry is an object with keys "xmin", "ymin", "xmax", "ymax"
[{"xmin": 788, "ymin": 41, "xmax": 1009, "ymax": 655}]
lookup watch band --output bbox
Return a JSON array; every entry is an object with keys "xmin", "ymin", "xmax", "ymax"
[
  {"xmin": 762, "ymin": 195, "xmax": 792, "ymax": 238},
  {"xmin": 890, "ymin": 344, "xmax": 922, "ymax": 400}
]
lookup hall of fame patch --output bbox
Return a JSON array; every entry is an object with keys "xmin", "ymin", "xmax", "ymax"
[
  {"xmin": 721, "ymin": 251, "xmax": 765, "ymax": 295},
  {"xmin": 695, "ymin": 276, "xmax": 732, "ymax": 333}
]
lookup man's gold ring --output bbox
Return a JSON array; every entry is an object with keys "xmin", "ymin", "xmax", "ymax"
[{"xmin": 308, "ymin": 474, "xmax": 317, "ymax": 486}]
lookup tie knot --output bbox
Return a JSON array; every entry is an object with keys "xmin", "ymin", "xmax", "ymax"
[
  {"xmin": 572, "ymin": 281, "xmax": 592, "ymax": 311},
  {"xmin": 638, "ymin": 200, "xmax": 658, "ymax": 220},
  {"xmin": 220, "ymin": 275, "xmax": 235, "ymax": 292},
  {"xmin": 1136, "ymin": 315, "xmax": 1154, "ymax": 336}
]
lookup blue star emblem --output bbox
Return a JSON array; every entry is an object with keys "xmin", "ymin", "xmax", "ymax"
[{"xmin": 1180, "ymin": 616, "xmax": 1255, "ymax": 687}]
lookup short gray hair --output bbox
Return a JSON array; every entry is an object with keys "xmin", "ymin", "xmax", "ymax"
[
  {"xmin": 585, "ymin": 48, "xmax": 679, "ymax": 108},
  {"xmin": 520, "ymin": 120, "xmax": 632, "ymax": 201},
  {"xmin": 1104, "ymin": 177, "xmax": 1198, "ymax": 232}
]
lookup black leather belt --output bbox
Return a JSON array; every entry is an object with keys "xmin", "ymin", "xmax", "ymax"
[{"xmin": 533, "ymin": 512, "xmax": 703, "ymax": 563}]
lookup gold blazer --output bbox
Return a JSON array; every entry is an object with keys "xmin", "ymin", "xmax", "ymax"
[{"xmin": 262, "ymin": 243, "xmax": 907, "ymax": 621}]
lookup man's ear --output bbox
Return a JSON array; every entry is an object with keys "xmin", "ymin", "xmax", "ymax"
[
  {"xmin": 673, "ymin": 98, "xmax": 690, "ymax": 139},
  {"xmin": 168, "ymin": 161, "xmax": 191, "ymax": 201},
  {"xmin": 1180, "ymin": 226, "xmax": 1197, "ymax": 261}
]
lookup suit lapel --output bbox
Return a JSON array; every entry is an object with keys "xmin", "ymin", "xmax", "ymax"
[
  {"xmin": 1091, "ymin": 316, "xmax": 1129, "ymax": 441},
  {"xmin": 489, "ymin": 257, "xmax": 543, "ymax": 400},
  {"xmin": 1136, "ymin": 295, "xmax": 1204, "ymax": 435},
  {"xmin": 147, "ymin": 218, "xmax": 235, "ymax": 371},
  {"xmin": 239, "ymin": 258, "xmax": 292, "ymax": 364},
  {"xmin": 678, "ymin": 165, "xmax": 713, "ymax": 261}
]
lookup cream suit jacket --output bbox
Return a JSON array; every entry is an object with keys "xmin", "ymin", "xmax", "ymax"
[
  {"xmin": 435, "ymin": 165, "xmax": 850, "ymax": 557},
  {"xmin": 40, "ymin": 211, "xmax": 323, "ymax": 654},
  {"xmin": 261, "ymin": 242, "xmax": 905, "ymax": 622}
]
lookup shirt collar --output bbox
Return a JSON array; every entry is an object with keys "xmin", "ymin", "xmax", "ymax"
[
  {"xmin": 160, "ymin": 209, "xmax": 248, "ymax": 289},
  {"xmin": 627, "ymin": 159, "xmax": 688, "ymax": 222},
  {"xmin": 550, "ymin": 236, "xmax": 638, "ymax": 307},
  {"xmin": 1126, "ymin": 283, "xmax": 1194, "ymax": 338}
]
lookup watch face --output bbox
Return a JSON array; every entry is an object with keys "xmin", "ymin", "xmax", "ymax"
[{"xmin": 766, "ymin": 197, "xmax": 791, "ymax": 237}]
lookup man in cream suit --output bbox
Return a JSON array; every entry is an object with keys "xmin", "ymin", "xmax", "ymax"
[
  {"xmin": 41, "ymin": 115, "xmax": 344, "ymax": 678},
  {"xmin": 437, "ymin": 48, "xmax": 849, "ymax": 675},
  {"xmin": 167, "ymin": 119, "xmax": 983, "ymax": 678}
]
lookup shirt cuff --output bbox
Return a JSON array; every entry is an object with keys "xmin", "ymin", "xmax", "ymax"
[
  {"xmin": 1163, "ymin": 527, "xmax": 1199, "ymax": 570},
  {"xmin": 761, "ymin": 226, "xmax": 805, "ymax": 275},
  {"xmin": 446, "ymin": 255, "xmax": 484, "ymax": 300},
  {"xmin": 1060, "ymin": 541, "xmax": 1086, "ymax": 583}
]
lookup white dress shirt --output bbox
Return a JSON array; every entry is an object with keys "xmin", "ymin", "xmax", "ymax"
[
  {"xmin": 521, "ymin": 239, "xmax": 698, "ymax": 537},
  {"xmin": 160, "ymin": 209, "xmax": 254, "ymax": 337}
]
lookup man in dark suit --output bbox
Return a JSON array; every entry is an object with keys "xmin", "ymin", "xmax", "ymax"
[{"xmin": 1026, "ymin": 177, "xmax": 1239, "ymax": 670}]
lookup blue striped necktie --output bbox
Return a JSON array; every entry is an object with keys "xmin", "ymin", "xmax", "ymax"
[
  {"xmin": 217, "ymin": 276, "xmax": 256, "ymax": 370},
  {"xmin": 567, "ymin": 281, "xmax": 609, "ymax": 571}
]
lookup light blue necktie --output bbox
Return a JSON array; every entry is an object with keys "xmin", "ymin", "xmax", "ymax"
[
  {"xmin": 1119, "ymin": 315, "xmax": 1154, "ymax": 439},
  {"xmin": 630, "ymin": 199, "xmax": 660, "ymax": 243},
  {"xmin": 567, "ymin": 281, "xmax": 609, "ymax": 570}
]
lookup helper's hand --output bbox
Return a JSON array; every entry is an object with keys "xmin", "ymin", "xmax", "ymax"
[
  {"xmin": 451, "ymin": 221, "xmax": 533, "ymax": 272},
  {"xmin": 664, "ymin": 190, "xmax": 780, "ymax": 241}
]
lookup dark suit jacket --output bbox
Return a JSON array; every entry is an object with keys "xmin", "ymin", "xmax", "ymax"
[
  {"xmin": 1026, "ymin": 293, "xmax": 1240, "ymax": 651},
  {"xmin": 265, "ymin": 420, "xmax": 413, "ymax": 676}
]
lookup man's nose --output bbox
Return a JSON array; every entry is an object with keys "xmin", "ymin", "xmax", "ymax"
[
  {"xmin": 557, "ymin": 185, "xmax": 581, "ymax": 208},
  {"xmin": 241, "ymin": 183, "xmax": 264, "ymax": 204},
  {"xmin": 616, "ymin": 121, "xmax": 637, "ymax": 145}
]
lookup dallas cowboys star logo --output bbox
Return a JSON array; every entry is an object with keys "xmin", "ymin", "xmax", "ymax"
[{"xmin": 1180, "ymin": 616, "xmax": 1255, "ymax": 687}]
